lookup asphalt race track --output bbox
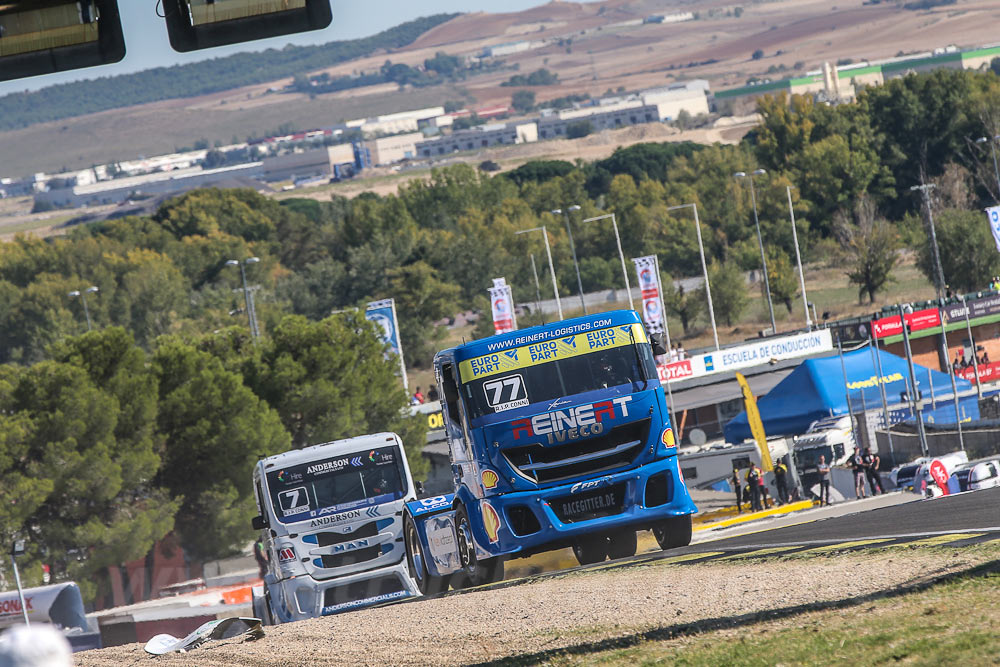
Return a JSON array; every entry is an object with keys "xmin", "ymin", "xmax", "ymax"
[
  {"xmin": 688, "ymin": 485, "xmax": 1000, "ymax": 552},
  {"xmin": 438, "ymin": 487, "xmax": 1000, "ymax": 597}
]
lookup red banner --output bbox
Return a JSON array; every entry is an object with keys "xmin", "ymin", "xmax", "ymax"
[
  {"xmin": 657, "ymin": 359, "xmax": 693, "ymax": 382},
  {"xmin": 928, "ymin": 459, "xmax": 951, "ymax": 496},
  {"xmin": 955, "ymin": 360, "xmax": 1000, "ymax": 384},
  {"xmin": 871, "ymin": 308, "xmax": 941, "ymax": 339}
]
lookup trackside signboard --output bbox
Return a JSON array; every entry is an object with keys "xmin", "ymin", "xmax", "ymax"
[{"xmin": 658, "ymin": 329, "xmax": 833, "ymax": 384}]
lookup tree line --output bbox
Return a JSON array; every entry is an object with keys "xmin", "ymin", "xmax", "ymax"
[{"xmin": 3, "ymin": 67, "xmax": 1000, "ymax": 599}]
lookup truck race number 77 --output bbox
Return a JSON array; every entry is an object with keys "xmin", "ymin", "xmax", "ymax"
[{"xmin": 403, "ymin": 310, "xmax": 697, "ymax": 594}]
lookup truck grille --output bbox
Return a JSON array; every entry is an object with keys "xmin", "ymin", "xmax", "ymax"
[
  {"xmin": 503, "ymin": 418, "xmax": 650, "ymax": 484},
  {"xmin": 314, "ymin": 522, "xmax": 379, "ymax": 546},
  {"xmin": 315, "ymin": 544, "xmax": 385, "ymax": 569}
]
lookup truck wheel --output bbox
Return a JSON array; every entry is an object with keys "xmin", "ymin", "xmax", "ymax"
[
  {"xmin": 653, "ymin": 515, "xmax": 693, "ymax": 550},
  {"xmin": 572, "ymin": 534, "xmax": 609, "ymax": 565},
  {"xmin": 454, "ymin": 505, "xmax": 505, "ymax": 589},
  {"xmin": 404, "ymin": 515, "xmax": 450, "ymax": 595},
  {"xmin": 606, "ymin": 529, "xmax": 638, "ymax": 560}
]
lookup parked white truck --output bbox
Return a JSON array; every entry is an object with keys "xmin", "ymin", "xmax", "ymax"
[
  {"xmin": 792, "ymin": 415, "xmax": 858, "ymax": 470},
  {"xmin": 250, "ymin": 433, "xmax": 420, "ymax": 623}
]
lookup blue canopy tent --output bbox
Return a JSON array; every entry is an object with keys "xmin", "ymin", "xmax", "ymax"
[{"xmin": 724, "ymin": 347, "xmax": 976, "ymax": 443}]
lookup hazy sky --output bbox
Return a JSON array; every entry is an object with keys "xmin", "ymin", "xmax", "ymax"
[{"xmin": 0, "ymin": 1, "xmax": 600, "ymax": 97}]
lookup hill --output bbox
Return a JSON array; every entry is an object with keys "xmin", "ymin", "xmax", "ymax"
[{"xmin": 0, "ymin": 13, "xmax": 457, "ymax": 132}]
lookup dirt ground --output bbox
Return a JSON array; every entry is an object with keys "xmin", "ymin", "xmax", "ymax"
[{"xmin": 75, "ymin": 549, "xmax": 993, "ymax": 666}]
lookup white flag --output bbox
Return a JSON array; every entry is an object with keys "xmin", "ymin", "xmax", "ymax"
[{"xmin": 988, "ymin": 206, "xmax": 1000, "ymax": 252}]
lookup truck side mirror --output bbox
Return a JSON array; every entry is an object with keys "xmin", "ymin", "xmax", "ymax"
[
  {"xmin": 252, "ymin": 515, "xmax": 268, "ymax": 531},
  {"xmin": 651, "ymin": 333, "xmax": 668, "ymax": 356},
  {"xmin": 414, "ymin": 480, "xmax": 425, "ymax": 496}
]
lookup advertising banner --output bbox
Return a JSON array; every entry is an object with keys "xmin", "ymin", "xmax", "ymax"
[
  {"xmin": 0, "ymin": 582, "xmax": 87, "ymax": 631},
  {"xmin": 736, "ymin": 372, "xmax": 773, "ymax": 472},
  {"xmin": 488, "ymin": 278, "xmax": 517, "ymax": 334},
  {"xmin": 988, "ymin": 206, "xmax": 1000, "ymax": 252},
  {"xmin": 365, "ymin": 298, "xmax": 408, "ymax": 390},
  {"xmin": 956, "ymin": 360, "xmax": 1000, "ymax": 384},
  {"xmin": 659, "ymin": 329, "xmax": 834, "ymax": 384},
  {"xmin": 943, "ymin": 294, "xmax": 1000, "ymax": 322},
  {"xmin": 631, "ymin": 255, "xmax": 664, "ymax": 335},
  {"xmin": 870, "ymin": 308, "xmax": 941, "ymax": 339}
]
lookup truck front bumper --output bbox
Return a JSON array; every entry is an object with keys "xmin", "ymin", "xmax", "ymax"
[
  {"xmin": 484, "ymin": 456, "xmax": 697, "ymax": 557},
  {"xmin": 266, "ymin": 560, "xmax": 418, "ymax": 623}
]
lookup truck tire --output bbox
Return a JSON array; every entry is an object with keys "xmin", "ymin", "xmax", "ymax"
[
  {"xmin": 572, "ymin": 534, "xmax": 609, "ymax": 565},
  {"xmin": 453, "ymin": 505, "xmax": 505, "ymax": 589},
  {"xmin": 653, "ymin": 515, "xmax": 693, "ymax": 550},
  {"xmin": 404, "ymin": 515, "xmax": 451, "ymax": 595},
  {"xmin": 606, "ymin": 529, "xmax": 638, "ymax": 560}
]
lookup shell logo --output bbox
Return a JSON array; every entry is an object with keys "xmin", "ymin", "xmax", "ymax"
[
  {"xmin": 482, "ymin": 502, "xmax": 501, "ymax": 543},
  {"xmin": 481, "ymin": 469, "xmax": 499, "ymax": 490},
  {"xmin": 661, "ymin": 428, "xmax": 676, "ymax": 449}
]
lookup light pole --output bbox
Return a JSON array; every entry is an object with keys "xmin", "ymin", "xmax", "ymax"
[
  {"xmin": 515, "ymin": 226, "xmax": 562, "ymax": 320},
  {"xmin": 552, "ymin": 205, "xmax": 586, "ymax": 314},
  {"xmin": 786, "ymin": 185, "xmax": 811, "ymax": 328},
  {"xmin": 911, "ymin": 183, "xmax": 945, "ymax": 300},
  {"xmin": 582, "ymin": 213, "xmax": 633, "ymax": 311},
  {"xmin": 735, "ymin": 169, "xmax": 776, "ymax": 334},
  {"xmin": 666, "ymin": 202, "xmax": 719, "ymax": 349},
  {"xmin": 529, "ymin": 254, "xmax": 543, "ymax": 316},
  {"xmin": 68, "ymin": 285, "xmax": 99, "ymax": 332},
  {"xmin": 975, "ymin": 135, "xmax": 1000, "ymax": 200},
  {"xmin": 226, "ymin": 257, "xmax": 261, "ymax": 340},
  {"xmin": 10, "ymin": 540, "xmax": 29, "ymax": 626},
  {"xmin": 899, "ymin": 304, "xmax": 930, "ymax": 458}
]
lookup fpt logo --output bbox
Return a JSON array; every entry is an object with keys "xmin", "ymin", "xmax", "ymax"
[
  {"xmin": 482, "ymin": 502, "xmax": 501, "ymax": 543},
  {"xmin": 481, "ymin": 469, "xmax": 499, "ymax": 490}
]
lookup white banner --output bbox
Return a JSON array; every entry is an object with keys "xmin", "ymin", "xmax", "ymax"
[
  {"xmin": 632, "ymin": 255, "xmax": 664, "ymax": 334},
  {"xmin": 662, "ymin": 328, "xmax": 834, "ymax": 383},
  {"xmin": 489, "ymin": 278, "xmax": 517, "ymax": 334},
  {"xmin": 988, "ymin": 206, "xmax": 1000, "ymax": 252},
  {"xmin": 0, "ymin": 582, "xmax": 87, "ymax": 631}
]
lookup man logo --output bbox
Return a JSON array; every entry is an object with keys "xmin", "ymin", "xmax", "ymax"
[
  {"xmin": 481, "ymin": 469, "xmax": 499, "ymax": 490},
  {"xmin": 277, "ymin": 547, "xmax": 296, "ymax": 562},
  {"xmin": 482, "ymin": 502, "xmax": 501, "ymax": 543}
]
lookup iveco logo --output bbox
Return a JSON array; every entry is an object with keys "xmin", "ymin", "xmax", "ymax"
[
  {"xmin": 571, "ymin": 476, "xmax": 613, "ymax": 494},
  {"xmin": 548, "ymin": 398, "xmax": 572, "ymax": 410},
  {"xmin": 332, "ymin": 539, "xmax": 370, "ymax": 553}
]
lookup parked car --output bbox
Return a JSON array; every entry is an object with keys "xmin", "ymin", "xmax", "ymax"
[{"xmin": 953, "ymin": 459, "xmax": 1000, "ymax": 492}]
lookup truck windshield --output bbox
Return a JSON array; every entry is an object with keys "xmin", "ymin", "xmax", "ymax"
[
  {"xmin": 795, "ymin": 445, "xmax": 835, "ymax": 470},
  {"xmin": 265, "ymin": 445, "xmax": 406, "ymax": 524},
  {"xmin": 459, "ymin": 324, "xmax": 657, "ymax": 420}
]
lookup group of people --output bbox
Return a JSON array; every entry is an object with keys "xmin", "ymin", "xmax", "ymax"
[
  {"xmin": 411, "ymin": 384, "xmax": 440, "ymax": 405},
  {"xmin": 953, "ymin": 351, "xmax": 989, "ymax": 371},
  {"xmin": 851, "ymin": 446, "xmax": 884, "ymax": 499},
  {"xmin": 731, "ymin": 457, "xmax": 792, "ymax": 513},
  {"xmin": 668, "ymin": 342, "xmax": 687, "ymax": 362}
]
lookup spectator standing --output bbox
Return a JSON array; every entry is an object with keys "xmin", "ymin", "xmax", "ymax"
[
  {"xmin": 982, "ymin": 351, "xmax": 990, "ymax": 366},
  {"xmin": 254, "ymin": 538, "xmax": 269, "ymax": 579},
  {"xmin": 757, "ymin": 466, "xmax": 771, "ymax": 509},
  {"xmin": 427, "ymin": 384, "xmax": 440, "ymax": 402},
  {"xmin": 852, "ymin": 449, "xmax": 868, "ymax": 499},
  {"xmin": 412, "ymin": 387, "xmax": 425, "ymax": 405},
  {"xmin": 817, "ymin": 455, "xmax": 831, "ymax": 506},
  {"xmin": 732, "ymin": 468, "xmax": 742, "ymax": 513},
  {"xmin": 865, "ymin": 447, "xmax": 884, "ymax": 495},
  {"xmin": 745, "ymin": 464, "xmax": 762, "ymax": 511},
  {"xmin": 773, "ymin": 458, "xmax": 789, "ymax": 504}
]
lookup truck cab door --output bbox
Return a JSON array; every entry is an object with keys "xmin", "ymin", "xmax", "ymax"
[{"xmin": 439, "ymin": 362, "xmax": 479, "ymax": 493}]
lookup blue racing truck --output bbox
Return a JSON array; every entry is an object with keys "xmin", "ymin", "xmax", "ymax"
[{"xmin": 403, "ymin": 310, "xmax": 697, "ymax": 593}]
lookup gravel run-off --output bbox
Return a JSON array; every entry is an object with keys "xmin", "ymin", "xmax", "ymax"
[{"xmin": 76, "ymin": 549, "xmax": 992, "ymax": 666}]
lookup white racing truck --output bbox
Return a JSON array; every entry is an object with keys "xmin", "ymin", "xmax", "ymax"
[{"xmin": 250, "ymin": 432, "xmax": 420, "ymax": 623}]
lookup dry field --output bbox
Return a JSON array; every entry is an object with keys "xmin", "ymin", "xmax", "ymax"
[{"xmin": 2, "ymin": 0, "xmax": 999, "ymax": 177}]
